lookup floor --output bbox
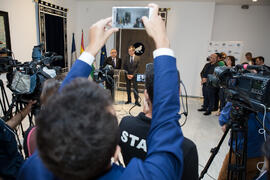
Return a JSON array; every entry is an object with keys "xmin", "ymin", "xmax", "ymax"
[{"xmin": 113, "ymin": 90, "xmax": 229, "ymax": 180}]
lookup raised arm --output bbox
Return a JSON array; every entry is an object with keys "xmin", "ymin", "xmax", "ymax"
[
  {"xmin": 120, "ymin": 4, "xmax": 184, "ymax": 179},
  {"xmin": 60, "ymin": 18, "xmax": 118, "ymax": 90}
]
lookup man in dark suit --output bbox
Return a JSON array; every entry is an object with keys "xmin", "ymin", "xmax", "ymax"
[
  {"xmin": 123, "ymin": 46, "xmax": 141, "ymax": 106},
  {"xmin": 198, "ymin": 53, "xmax": 218, "ymax": 115},
  {"xmin": 102, "ymin": 49, "xmax": 122, "ymax": 96}
]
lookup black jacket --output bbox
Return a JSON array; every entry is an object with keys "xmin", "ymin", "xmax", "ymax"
[
  {"xmin": 123, "ymin": 55, "xmax": 140, "ymax": 75},
  {"xmin": 0, "ymin": 119, "xmax": 24, "ymax": 179},
  {"xmin": 200, "ymin": 62, "xmax": 217, "ymax": 79},
  {"xmin": 119, "ymin": 112, "xmax": 199, "ymax": 180}
]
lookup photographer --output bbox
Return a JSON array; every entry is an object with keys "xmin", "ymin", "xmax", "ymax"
[
  {"xmin": 198, "ymin": 53, "xmax": 218, "ymax": 115},
  {"xmin": 245, "ymin": 52, "xmax": 254, "ymax": 65},
  {"xmin": 218, "ymin": 56, "xmax": 236, "ymax": 114},
  {"xmin": 0, "ymin": 101, "xmax": 35, "ymax": 180},
  {"xmin": 18, "ymin": 3, "xmax": 184, "ymax": 180},
  {"xmin": 218, "ymin": 102, "xmax": 270, "ymax": 180},
  {"xmin": 23, "ymin": 78, "xmax": 63, "ymax": 157},
  {"xmin": 255, "ymin": 56, "xmax": 266, "ymax": 66},
  {"xmin": 119, "ymin": 63, "xmax": 198, "ymax": 179}
]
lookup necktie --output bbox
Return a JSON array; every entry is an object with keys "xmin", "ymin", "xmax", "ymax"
[
  {"xmin": 113, "ymin": 58, "xmax": 116, "ymax": 67},
  {"xmin": 130, "ymin": 56, "xmax": 133, "ymax": 64}
]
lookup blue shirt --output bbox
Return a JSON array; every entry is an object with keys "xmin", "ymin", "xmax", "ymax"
[
  {"xmin": 0, "ymin": 119, "xmax": 24, "ymax": 179},
  {"xmin": 18, "ymin": 53, "xmax": 184, "ymax": 180},
  {"xmin": 219, "ymin": 102, "xmax": 270, "ymax": 158}
]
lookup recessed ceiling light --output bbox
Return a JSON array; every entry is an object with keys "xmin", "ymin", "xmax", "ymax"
[{"xmin": 252, "ymin": 0, "xmax": 258, "ymax": 2}]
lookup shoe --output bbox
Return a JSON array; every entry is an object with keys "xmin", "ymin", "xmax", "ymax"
[
  {"xmin": 197, "ymin": 108, "xmax": 207, "ymax": 112},
  {"xmin": 135, "ymin": 102, "xmax": 141, "ymax": 107},
  {"xmin": 203, "ymin": 111, "xmax": 211, "ymax": 115},
  {"xmin": 125, "ymin": 101, "xmax": 131, "ymax": 104}
]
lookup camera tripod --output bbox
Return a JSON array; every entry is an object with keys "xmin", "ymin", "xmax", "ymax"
[
  {"xmin": 0, "ymin": 78, "xmax": 35, "ymax": 156},
  {"xmin": 199, "ymin": 103, "xmax": 250, "ymax": 180}
]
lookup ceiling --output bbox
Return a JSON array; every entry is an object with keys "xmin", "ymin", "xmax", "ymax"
[{"xmin": 76, "ymin": 0, "xmax": 270, "ymax": 6}]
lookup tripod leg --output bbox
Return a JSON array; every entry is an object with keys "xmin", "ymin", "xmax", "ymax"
[
  {"xmin": 227, "ymin": 122, "xmax": 248, "ymax": 180},
  {"xmin": 199, "ymin": 123, "xmax": 231, "ymax": 180}
]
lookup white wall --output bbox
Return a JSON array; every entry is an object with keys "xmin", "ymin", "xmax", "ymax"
[
  {"xmin": 212, "ymin": 5, "xmax": 270, "ymax": 65},
  {"xmin": 0, "ymin": 0, "xmax": 38, "ymax": 62},
  {"xmin": 76, "ymin": 1, "xmax": 216, "ymax": 97},
  {"xmin": 0, "ymin": 0, "xmax": 77, "ymax": 65},
  {"xmin": 4, "ymin": 1, "xmax": 269, "ymax": 97}
]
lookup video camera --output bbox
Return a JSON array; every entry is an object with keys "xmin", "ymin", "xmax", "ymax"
[
  {"xmin": 208, "ymin": 64, "xmax": 270, "ymax": 112},
  {"xmin": 3, "ymin": 44, "xmax": 62, "ymax": 102}
]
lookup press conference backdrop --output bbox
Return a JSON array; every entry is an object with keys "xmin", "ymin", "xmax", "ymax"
[{"xmin": 208, "ymin": 41, "xmax": 244, "ymax": 62}]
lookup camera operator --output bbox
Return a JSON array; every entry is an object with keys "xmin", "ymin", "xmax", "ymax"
[
  {"xmin": 18, "ymin": 3, "xmax": 184, "ymax": 180},
  {"xmin": 23, "ymin": 78, "xmax": 63, "ymax": 157},
  {"xmin": 245, "ymin": 52, "xmax": 255, "ymax": 65},
  {"xmin": 217, "ymin": 56, "xmax": 236, "ymax": 114},
  {"xmin": 198, "ymin": 53, "xmax": 218, "ymax": 115},
  {"xmin": 0, "ymin": 101, "xmax": 35, "ymax": 180},
  {"xmin": 218, "ymin": 102, "xmax": 270, "ymax": 180},
  {"xmin": 255, "ymin": 56, "xmax": 266, "ymax": 66},
  {"xmin": 102, "ymin": 49, "xmax": 122, "ymax": 96},
  {"xmin": 217, "ymin": 53, "xmax": 226, "ymax": 67},
  {"xmin": 119, "ymin": 63, "xmax": 198, "ymax": 179}
]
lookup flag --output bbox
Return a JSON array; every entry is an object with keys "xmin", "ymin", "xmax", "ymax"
[
  {"xmin": 80, "ymin": 30, "xmax": 85, "ymax": 54},
  {"xmin": 100, "ymin": 45, "xmax": 107, "ymax": 68},
  {"xmin": 80, "ymin": 29, "xmax": 95, "ymax": 79},
  {"xmin": 71, "ymin": 33, "xmax": 77, "ymax": 66}
]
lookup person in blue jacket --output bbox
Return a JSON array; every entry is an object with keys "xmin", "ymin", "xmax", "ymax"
[
  {"xmin": 17, "ymin": 3, "xmax": 184, "ymax": 180},
  {"xmin": 218, "ymin": 102, "xmax": 270, "ymax": 180}
]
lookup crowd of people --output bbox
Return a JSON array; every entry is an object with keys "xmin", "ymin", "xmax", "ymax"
[
  {"xmin": 198, "ymin": 52, "xmax": 268, "ymax": 116},
  {"xmin": 198, "ymin": 51, "xmax": 270, "ymax": 179},
  {"xmin": 0, "ymin": 3, "xmax": 270, "ymax": 180}
]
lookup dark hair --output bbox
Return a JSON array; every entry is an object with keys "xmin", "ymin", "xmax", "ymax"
[
  {"xmin": 215, "ymin": 53, "xmax": 222, "ymax": 59},
  {"xmin": 227, "ymin": 56, "xmax": 236, "ymax": 66},
  {"xmin": 36, "ymin": 78, "xmax": 119, "ymax": 180},
  {"xmin": 245, "ymin": 52, "xmax": 252, "ymax": 57},
  {"xmin": 257, "ymin": 56, "xmax": 265, "ymax": 63},
  {"xmin": 145, "ymin": 63, "xmax": 154, "ymax": 103}
]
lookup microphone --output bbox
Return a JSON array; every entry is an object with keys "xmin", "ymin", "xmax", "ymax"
[{"xmin": 103, "ymin": 64, "xmax": 113, "ymax": 71}]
